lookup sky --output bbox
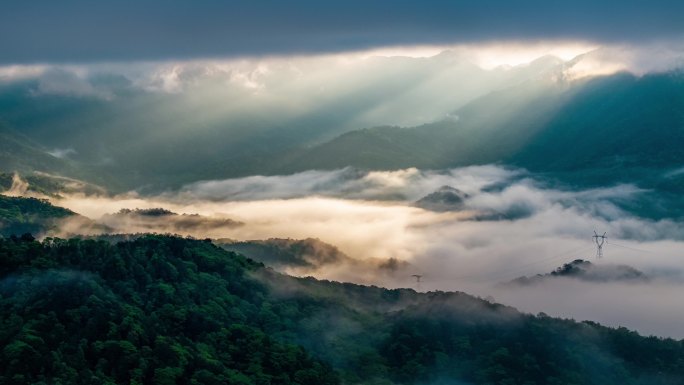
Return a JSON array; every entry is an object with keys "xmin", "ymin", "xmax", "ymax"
[{"xmin": 2, "ymin": 1, "xmax": 684, "ymax": 63}]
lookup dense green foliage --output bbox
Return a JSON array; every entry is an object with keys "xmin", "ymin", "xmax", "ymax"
[
  {"xmin": 1, "ymin": 235, "xmax": 683, "ymax": 384},
  {"xmin": 0, "ymin": 194, "xmax": 75, "ymax": 236},
  {"xmin": 218, "ymin": 238, "xmax": 349, "ymax": 271},
  {"xmin": 0, "ymin": 235, "xmax": 338, "ymax": 385}
]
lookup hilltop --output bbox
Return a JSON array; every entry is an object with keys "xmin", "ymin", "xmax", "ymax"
[{"xmin": 1, "ymin": 235, "xmax": 682, "ymax": 384}]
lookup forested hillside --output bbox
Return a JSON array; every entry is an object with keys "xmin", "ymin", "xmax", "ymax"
[
  {"xmin": 218, "ymin": 238, "xmax": 352, "ymax": 272},
  {"xmin": 0, "ymin": 194, "xmax": 77, "ymax": 236},
  {"xmin": 1, "ymin": 235, "xmax": 682, "ymax": 385}
]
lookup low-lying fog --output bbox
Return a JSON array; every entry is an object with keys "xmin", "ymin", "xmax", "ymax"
[{"xmin": 50, "ymin": 165, "xmax": 684, "ymax": 338}]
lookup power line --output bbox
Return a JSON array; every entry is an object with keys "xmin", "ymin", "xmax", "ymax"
[
  {"xmin": 419, "ymin": 244, "xmax": 595, "ymax": 284},
  {"xmin": 410, "ymin": 233, "xmax": 652, "ymax": 288},
  {"xmin": 606, "ymin": 241, "xmax": 652, "ymax": 254},
  {"xmin": 491, "ymin": 245, "xmax": 595, "ymax": 282}
]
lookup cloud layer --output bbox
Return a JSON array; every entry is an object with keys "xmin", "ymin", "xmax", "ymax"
[{"xmin": 45, "ymin": 165, "xmax": 684, "ymax": 337}]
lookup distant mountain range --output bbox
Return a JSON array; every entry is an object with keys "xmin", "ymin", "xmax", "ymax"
[
  {"xmin": 1, "ymin": 58, "xmax": 683, "ymax": 201},
  {"xmin": 280, "ymin": 72, "xmax": 684, "ymax": 188}
]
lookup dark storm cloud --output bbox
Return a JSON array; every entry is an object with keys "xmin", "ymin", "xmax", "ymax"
[{"xmin": 1, "ymin": 0, "xmax": 684, "ymax": 63}]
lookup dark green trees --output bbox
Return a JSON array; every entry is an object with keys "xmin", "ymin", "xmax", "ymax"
[{"xmin": 0, "ymin": 234, "xmax": 682, "ymax": 384}]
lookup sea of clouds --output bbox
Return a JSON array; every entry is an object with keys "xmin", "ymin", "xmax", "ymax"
[{"xmin": 45, "ymin": 165, "xmax": 684, "ymax": 338}]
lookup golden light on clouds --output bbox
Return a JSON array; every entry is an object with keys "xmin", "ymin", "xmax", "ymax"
[{"xmin": 353, "ymin": 41, "xmax": 598, "ymax": 68}]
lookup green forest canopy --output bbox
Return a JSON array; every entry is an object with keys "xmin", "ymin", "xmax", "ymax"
[
  {"xmin": 1, "ymin": 234, "xmax": 683, "ymax": 385},
  {"xmin": 0, "ymin": 194, "xmax": 76, "ymax": 237}
]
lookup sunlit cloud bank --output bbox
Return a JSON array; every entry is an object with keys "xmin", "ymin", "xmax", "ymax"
[
  {"xmin": 46, "ymin": 165, "xmax": 684, "ymax": 337},
  {"xmin": 172, "ymin": 166, "xmax": 517, "ymax": 202},
  {"xmin": 564, "ymin": 43, "xmax": 684, "ymax": 80},
  {"xmin": 347, "ymin": 41, "xmax": 597, "ymax": 68},
  {"xmin": 2, "ymin": 41, "xmax": 683, "ymax": 131},
  {"xmin": 0, "ymin": 65, "xmax": 48, "ymax": 82}
]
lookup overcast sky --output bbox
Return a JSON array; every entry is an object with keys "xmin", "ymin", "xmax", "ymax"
[{"xmin": 2, "ymin": 0, "xmax": 684, "ymax": 64}]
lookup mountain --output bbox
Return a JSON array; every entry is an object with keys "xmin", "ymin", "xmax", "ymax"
[
  {"xmin": 0, "ymin": 171, "xmax": 107, "ymax": 198},
  {"xmin": 97, "ymin": 208, "xmax": 244, "ymax": 238},
  {"xmin": 0, "ymin": 54, "xmax": 573, "ymax": 191},
  {"xmin": 2, "ymin": 62, "xmax": 684, "ymax": 202},
  {"xmin": 274, "ymin": 71, "xmax": 684, "ymax": 219},
  {"xmin": 217, "ymin": 238, "xmax": 352, "ymax": 272},
  {"xmin": 217, "ymin": 238, "xmax": 410, "ymax": 278},
  {"xmin": 0, "ymin": 121, "xmax": 116, "ymax": 190},
  {"xmin": 1, "ymin": 234, "xmax": 683, "ymax": 384},
  {"xmin": 275, "ymin": 64, "xmax": 569, "ymax": 174},
  {"xmin": 0, "ymin": 123, "xmax": 73, "ymax": 176},
  {"xmin": 414, "ymin": 185, "xmax": 469, "ymax": 212},
  {"xmin": 511, "ymin": 72, "xmax": 684, "ymax": 184},
  {"xmin": 504, "ymin": 259, "xmax": 650, "ymax": 287},
  {"xmin": 507, "ymin": 71, "xmax": 684, "ymax": 216},
  {"xmin": 0, "ymin": 194, "xmax": 78, "ymax": 236},
  {"xmin": 281, "ymin": 71, "xmax": 684, "ymax": 185}
]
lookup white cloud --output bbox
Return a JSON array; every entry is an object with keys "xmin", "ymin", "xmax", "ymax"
[
  {"xmin": 563, "ymin": 43, "xmax": 684, "ymax": 80},
  {"xmin": 2, "ymin": 41, "xmax": 682, "ymax": 134},
  {"xmin": 47, "ymin": 148, "xmax": 77, "ymax": 159},
  {"xmin": 0, "ymin": 65, "xmax": 48, "ymax": 82},
  {"xmin": 46, "ymin": 165, "xmax": 684, "ymax": 338},
  {"xmin": 172, "ymin": 166, "xmax": 517, "ymax": 202},
  {"xmin": 492, "ymin": 279, "xmax": 684, "ymax": 339},
  {"xmin": 31, "ymin": 69, "xmax": 114, "ymax": 100}
]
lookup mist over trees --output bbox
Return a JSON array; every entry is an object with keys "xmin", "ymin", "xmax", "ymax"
[
  {"xmin": 1, "ymin": 234, "xmax": 683, "ymax": 384},
  {"xmin": 0, "ymin": 194, "xmax": 76, "ymax": 236}
]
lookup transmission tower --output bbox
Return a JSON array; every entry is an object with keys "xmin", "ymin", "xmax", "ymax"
[
  {"xmin": 592, "ymin": 231, "xmax": 607, "ymax": 258},
  {"xmin": 411, "ymin": 274, "xmax": 423, "ymax": 290}
]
